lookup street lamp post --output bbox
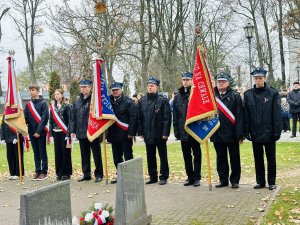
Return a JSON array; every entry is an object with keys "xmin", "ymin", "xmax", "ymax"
[
  {"xmin": 296, "ymin": 66, "xmax": 300, "ymax": 83},
  {"xmin": 244, "ymin": 22, "xmax": 255, "ymax": 88}
]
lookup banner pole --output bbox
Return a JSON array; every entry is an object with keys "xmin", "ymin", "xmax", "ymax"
[
  {"xmin": 103, "ymin": 132, "xmax": 108, "ymax": 185},
  {"xmin": 17, "ymin": 133, "xmax": 22, "ymax": 182},
  {"xmin": 206, "ymin": 141, "xmax": 212, "ymax": 191}
]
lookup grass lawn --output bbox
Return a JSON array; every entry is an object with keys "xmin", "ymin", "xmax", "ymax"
[{"xmin": 0, "ymin": 141, "xmax": 299, "ymax": 224}]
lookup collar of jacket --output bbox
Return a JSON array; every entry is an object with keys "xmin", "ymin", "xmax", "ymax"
[
  {"xmin": 31, "ymin": 95, "xmax": 44, "ymax": 102},
  {"xmin": 110, "ymin": 93, "xmax": 123, "ymax": 104},
  {"xmin": 214, "ymin": 86, "xmax": 232, "ymax": 99},
  {"xmin": 293, "ymin": 88, "xmax": 300, "ymax": 93},
  {"xmin": 178, "ymin": 86, "xmax": 191, "ymax": 96},
  {"xmin": 147, "ymin": 92, "xmax": 158, "ymax": 101},
  {"xmin": 80, "ymin": 93, "xmax": 91, "ymax": 101},
  {"xmin": 254, "ymin": 82, "xmax": 268, "ymax": 93}
]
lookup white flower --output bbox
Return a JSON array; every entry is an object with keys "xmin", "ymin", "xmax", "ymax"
[
  {"xmin": 102, "ymin": 210, "xmax": 109, "ymax": 218},
  {"xmin": 85, "ymin": 212, "xmax": 94, "ymax": 221},
  {"xmin": 72, "ymin": 216, "xmax": 79, "ymax": 225},
  {"xmin": 94, "ymin": 203, "xmax": 102, "ymax": 210}
]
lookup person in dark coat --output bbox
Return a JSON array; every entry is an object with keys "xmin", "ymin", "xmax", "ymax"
[
  {"xmin": 287, "ymin": 82, "xmax": 300, "ymax": 138},
  {"xmin": 49, "ymin": 89, "xmax": 73, "ymax": 181},
  {"xmin": 107, "ymin": 82, "xmax": 137, "ymax": 184},
  {"xmin": 1, "ymin": 116, "xmax": 24, "ymax": 180},
  {"xmin": 280, "ymin": 89, "xmax": 288, "ymax": 99},
  {"xmin": 138, "ymin": 77, "xmax": 171, "ymax": 185},
  {"xmin": 69, "ymin": 79, "xmax": 103, "ymax": 183},
  {"xmin": 210, "ymin": 72, "xmax": 244, "ymax": 189},
  {"xmin": 244, "ymin": 68, "xmax": 281, "ymax": 190},
  {"xmin": 24, "ymin": 84, "xmax": 49, "ymax": 181},
  {"xmin": 173, "ymin": 71, "xmax": 202, "ymax": 187}
]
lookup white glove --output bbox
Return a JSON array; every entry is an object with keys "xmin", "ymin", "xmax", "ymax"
[
  {"xmin": 1, "ymin": 140, "xmax": 6, "ymax": 146},
  {"xmin": 50, "ymin": 137, "xmax": 54, "ymax": 142},
  {"xmin": 13, "ymin": 139, "xmax": 18, "ymax": 144},
  {"xmin": 65, "ymin": 137, "xmax": 70, "ymax": 140}
]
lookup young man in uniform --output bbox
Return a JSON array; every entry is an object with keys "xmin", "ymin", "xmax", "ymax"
[
  {"xmin": 244, "ymin": 68, "xmax": 281, "ymax": 190},
  {"xmin": 173, "ymin": 71, "xmax": 202, "ymax": 187}
]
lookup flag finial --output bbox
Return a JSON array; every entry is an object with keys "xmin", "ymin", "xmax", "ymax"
[{"xmin": 8, "ymin": 50, "xmax": 15, "ymax": 57}]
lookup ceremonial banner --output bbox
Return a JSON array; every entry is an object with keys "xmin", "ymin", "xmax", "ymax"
[
  {"xmin": 4, "ymin": 56, "xmax": 28, "ymax": 137},
  {"xmin": 87, "ymin": 59, "xmax": 115, "ymax": 142},
  {"xmin": 184, "ymin": 45, "xmax": 220, "ymax": 144}
]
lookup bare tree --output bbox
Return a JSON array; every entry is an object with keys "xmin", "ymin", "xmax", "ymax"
[
  {"xmin": 230, "ymin": 0, "xmax": 264, "ymax": 68},
  {"xmin": 272, "ymin": 0, "xmax": 286, "ymax": 87},
  {"xmin": 10, "ymin": 0, "xmax": 44, "ymax": 84},
  {"xmin": 0, "ymin": 5, "xmax": 10, "ymax": 42}
]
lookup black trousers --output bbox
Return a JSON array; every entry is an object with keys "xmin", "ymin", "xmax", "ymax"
[
  {"xmin": 252, "ymin": 141, "xmax": 276, "ymax": 185},
  {"xmin": 213, "ymin": 142, "xmax": 241, "ymax": 184},
  {"xmin": 145, "ymin": 140, "xmax": 169, "ymax": 180},
  {"xmin": 281, "ymin": 117, "xmax": 290, "ymax": 131},
  {"xmin": 53, "ymin": 132, "xmax": 72, "ymax": 177},
  {"xmin": 79, "ymin": 138, "xmax": 103, "ymax": 179},
  {"xmin": 181, "ymin": 140, "xmax": 202, "ymax": 181},
  {"xmin": 292, "ymin": 113, "xmax": 300, "ymax": 136},
  {"xmin": 6, "ymin": 137, "xmax": 24, "ymax": 176},
  {"xmin": 30, "ymin": 135, "xmax": 48, "ymax": 175},
  {"xmin": 111, "ymin": 138, "xmax": 133, "ymax": 170}
]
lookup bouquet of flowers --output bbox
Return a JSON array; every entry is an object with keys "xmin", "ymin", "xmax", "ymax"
[{"xmin": 72, "ymin": 202, "xmax": 114, "ymax": 225}]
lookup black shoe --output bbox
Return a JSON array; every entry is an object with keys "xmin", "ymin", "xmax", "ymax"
[
  {"xmin": 159, "ymin": 179, "xmax": 167, "ymax": 185},
  {"xmin": 56, "ymin": 176, "xmax": 61, "ymax": 181},
  {"xmin": 232, "ymin": 183, "xmax": 239, "ymax": 188},
  {"xmin": 269, "ymin": 185, "xmax": 276, "ymax": 190},
  {"xmin": 215, "ymin": 182, "xmax": 228, "ymax": 188},
  {"xmin": 95, "ymin": 177, "xmax": 102, "ymax": 183},
  {"xmin": 184, "ymin": 180, "xmax": 194, "ymax": 186},
  {"xmin": 145, "ymin": 179, "xmax": 158, "ymax": 184},
  {"xmin": 77, "ymin": 177, "xmax": 91, "ymax": 182},
  {"xmin": 61, "ymin": 176, "xmax": 70, "ymax": 181},
  {"xmin": 111, "ymin": 178, "xmax": 117, "ymax": 184},
  {"xmin": 290, "ymin": 135, "xmax": 296, "ymax": 138},
  {"xmin": 253, "ymin": 184, "xmax": 265, "ymax": 189},
  {"xmin": 193, "ymin": 180, "xmax": 200, "ymax": 187}
]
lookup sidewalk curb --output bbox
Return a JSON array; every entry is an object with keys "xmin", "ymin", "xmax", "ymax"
[{"xmin": 256, "ymin": 185, "xmax": 281, "ymax": 224}]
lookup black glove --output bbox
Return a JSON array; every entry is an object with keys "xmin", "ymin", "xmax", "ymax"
[
  {"xmin": 273, "ymin": 135, "xmax": 280, "ymax": 141},
  {"xmin": 245, "ymin": 133, "xmax": 251, "ymax": 141}
]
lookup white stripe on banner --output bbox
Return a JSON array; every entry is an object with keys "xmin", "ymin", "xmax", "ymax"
[
  {"xmin": 30, "ymin": 101, "xmax": 50, "ymax": 131},
  {"xmin": 115, "ymin": 116, "xmax": 129, "ymax": 128},
  {"xmin": 11, "ymin": 58, "xmax": 17, "ymax": 105},
  {"xmin": 216, "ymin": 98, "xmax": 235, "ymax": 122},
  {"xmin": 94, "ymin": 62, "xmax": 99, "ymax": 118},
  {"xmin": 51, "ymin": 104, "xmax": 68, "ymax": 132}
]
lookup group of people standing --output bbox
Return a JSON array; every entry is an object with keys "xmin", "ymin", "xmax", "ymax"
[{"xmin": 1, "ymin": 67, "xmax": 282, "ymax": 191}]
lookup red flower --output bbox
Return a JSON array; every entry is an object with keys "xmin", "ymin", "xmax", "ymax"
[
  {"xmin": 80, "ymin": 217, "xmax": 85, "ymax": 222},
  {"xmin": 112, "ymin": 218, "xmax": 114, "ymax": 222},
  {"xmin": 107, "ymin": 223, "xmax": 113, "ymax": 225}
]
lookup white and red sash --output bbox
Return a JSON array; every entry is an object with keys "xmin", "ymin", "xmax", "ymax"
[
  {"xmin": 27, "ymin": 101, "xmax": 51, "ymax": 143},
  {"xmin": 216, "ymin": 98, "xmax": 235, "ymax": 125},
  {"xmin": 8, "ymin": 125, "xmax": 30, "ymax": 151},
  {"xmin": 50, "ymin": 104, "xmax": 73, "ymax": 149},
  {"xmin": 115, "ymin": 116, "xmax": 129, "ymax": 130}
]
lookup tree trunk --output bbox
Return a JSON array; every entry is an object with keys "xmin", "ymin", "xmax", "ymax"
[
  {"xmin": 260, "ymin": 0, "xmax": 274, "ymax": 86},
  {"xmin": 278, "ymin": 0, "xmax": 286, "ymax": 87}
]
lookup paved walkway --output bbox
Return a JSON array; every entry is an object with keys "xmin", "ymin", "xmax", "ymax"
[{"xmin": 0, "ymin": 178, "xmax": 279, "ymax": 224}]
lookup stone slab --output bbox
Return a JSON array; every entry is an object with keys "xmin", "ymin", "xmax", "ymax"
[
  {"xmin": 19, "ymin": 180, "xmax": 71, "ymax": 225},
  {"xmin": 114, "ymin": 157, "xmax": 152, "ymax": 225}
]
